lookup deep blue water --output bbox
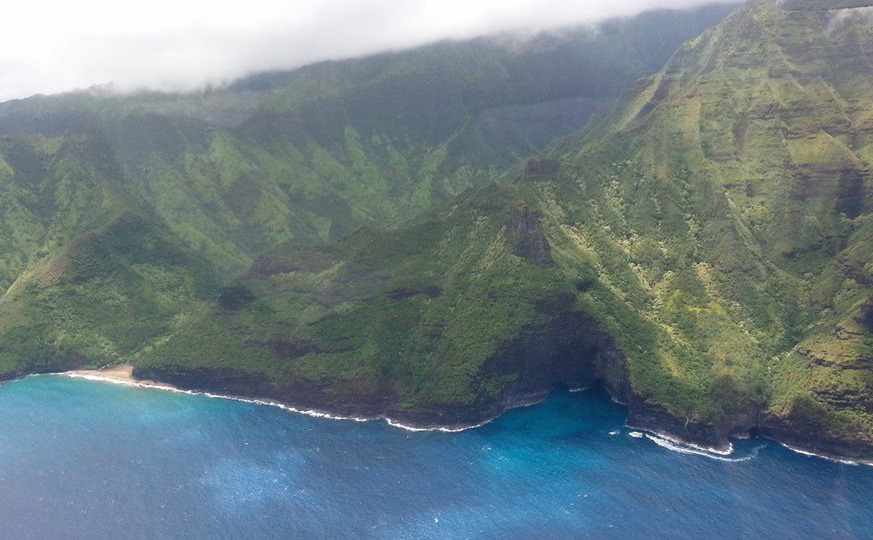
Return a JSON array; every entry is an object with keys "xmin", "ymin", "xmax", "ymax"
[{"xmin": 0, "ymin": 376, "xmax": 872, "ymax": 538}]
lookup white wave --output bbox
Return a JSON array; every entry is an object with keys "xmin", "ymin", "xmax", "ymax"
[
  {"xmin": 779, "ymin": 442, "xmax": 870, "ymax": 467},
  {"xmin": 639, "ymin": 432, "xmax": 770, "ymax": 464},
  {"xmin": 62, "ymin": 372, "xmax": 379, "ymax": 422},
  {"xmin": 65, "ymin": 372, "xmax": 179, "ymax": 393},
  {"xmin": 645, "ymin": 430, "xmax": 734, "ymax": 456},
  {"xmin": 646, "ymin": 433, "xmax": 752, "ymax": 463},
  {"xmin": 48, "ymin": 373, "xmax": 873, "ymax": 465},
  {"xmin": 220, "ymin": 396, "xmax": 371, "ymax": 423},
  {"xmin": 385, "ymin": 417, "xmax": 494, "ymax": 433},
  {"xmin": 58, "ymin": 372, "xmax": 495, "ymax": 433}
]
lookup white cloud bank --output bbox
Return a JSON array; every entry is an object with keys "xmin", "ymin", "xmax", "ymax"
[{"xmin": 0, "ymin": 0, "xmax": 736, "ymax": 102}]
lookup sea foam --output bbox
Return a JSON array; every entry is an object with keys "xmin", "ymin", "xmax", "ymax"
[
  {"xmin": 61, "ymin": 372, "xmax": 492, "ymax": 433},
  {"xmin": 642, "ymin": 432, "xmax": 761, "ymax": 463}
]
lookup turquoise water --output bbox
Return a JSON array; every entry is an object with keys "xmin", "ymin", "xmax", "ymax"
[{"xmin": 1, "ymin": 375, "xmax": 872, "ymax": 538}]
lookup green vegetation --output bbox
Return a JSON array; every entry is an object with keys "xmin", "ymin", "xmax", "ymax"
[
  {"xmin": 2, "ymin": 1, "xmax": 872, "ymax": 455},
  {"xmin": 0, "ymin": 4, "xmax": 733, "ymax": 382},
  {"xmin": 141, "ymin": 0, "xmax": 873, "ymax": 451}
]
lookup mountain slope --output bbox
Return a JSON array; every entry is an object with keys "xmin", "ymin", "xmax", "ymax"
[
  {"xmin": 137, "ymin": 0, "xmax": 873, "ymax": 459},
  {"xmin": 0, "ymin": 6, "xmax": 737, "ymax": 377},
  {"xmin": 779, "ymin": 0, "xmax": 873, "ymax": 10}
]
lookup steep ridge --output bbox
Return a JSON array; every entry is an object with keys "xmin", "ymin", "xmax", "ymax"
[
  {"xmin": 136, "ymin": 0, "xmax": 873, "ymax": 459},
  {"xmin": 0, "ymin": 6, "xmax": 737, "ymax": 380},
  {"xmin": 583, "ymin": 0, "xmax": 873, "ymax": 456},
  {"xmin": 779, "ymin": 0, "xmax": 873, "ymax": 10}
]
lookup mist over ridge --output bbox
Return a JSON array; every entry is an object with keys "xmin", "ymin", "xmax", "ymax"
[{"xmin": 0, "ymin": 0, "xmax": 740, "ymax": 103}]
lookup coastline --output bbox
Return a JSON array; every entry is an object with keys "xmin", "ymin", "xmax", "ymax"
[
  {"xmin": 59, "ymin": 365, "xmax": 492, "ymax": 433},
  {"xmin": 53, "ymin": 366, "xmax": 873, "ymax": 465},
  {"xmin": 626, "ymin": 424, "xmax": 734, "ymax": 456},
  {"xmin": 776, "ymin": 441, "xmax": 873, "ymax": 468},
  {"xmin": 65, "ymin": 365, "xmax": 177, "ymax": 390}
]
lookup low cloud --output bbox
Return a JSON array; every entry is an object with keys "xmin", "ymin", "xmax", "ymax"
[
  {"xmin": 826, "ymin": 6, "xmax": 873, "ymax": 34},
  {"xmin": 0, "ymin": 0, "xmax": 736, "ymax": 102}
]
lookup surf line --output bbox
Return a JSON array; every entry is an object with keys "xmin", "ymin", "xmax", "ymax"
[
  {"xmin": 624, "ymin": 426, "xmax": 763, "ymax": 462},
  {"xmin": 642, "ymin": 432, "xmax": 762, "ymax": 463},
  {"xmin": 778, "ymin": 442, "xmax": 872, "ymax": 468},
  {"xmin": 56, "ymin": 371, "xmax": 490, "ymax": 434},
  {"xmin": 631, "ymin": 427, "xmax": 873, "ymax": 467}
]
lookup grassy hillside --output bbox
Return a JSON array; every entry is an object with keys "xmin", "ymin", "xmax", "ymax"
[
  {"xmin": 0, "ymin": 6, "xmax": 736, "ymax": 377},
  {"xmin": 138, "ymin": 0, "xmax": 873, "ymax": 456}
]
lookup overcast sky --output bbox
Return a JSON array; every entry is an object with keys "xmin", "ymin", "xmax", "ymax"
[{"xmin": 0, "ymin": 0, "xmax": 735, "ymax": 103}]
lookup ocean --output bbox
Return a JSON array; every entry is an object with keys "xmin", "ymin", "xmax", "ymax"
[{"xmin": 0, "ymin": 375, "xmax": 871, "ymax": 538}]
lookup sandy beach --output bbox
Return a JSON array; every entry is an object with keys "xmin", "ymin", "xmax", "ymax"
[{"xmin": 64, "ymin": 364, "xmax": 178, "ymax": 390}]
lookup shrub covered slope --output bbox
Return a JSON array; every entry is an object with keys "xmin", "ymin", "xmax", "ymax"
[
  {"xmin": 0, "ymin": 5, "xmax": 734, "ymax": 378},
  {"xmin": 7, "ymin": 2, "xmax": 873, "ymax": 458},
  {"xmin": 139, "ymin": 1, "xmax": 873, "ymax": 457}
]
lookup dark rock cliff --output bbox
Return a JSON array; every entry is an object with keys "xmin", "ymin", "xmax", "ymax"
[
  {"xmin": 134, "ymin": 296, "xmax": 634, "ymax": 429},
  {"xmin": 133, "ymin": 302, "xmax": 873, "ymax": 459},
  {"xmin": 131, "ymin": 293, "xmax": 745, "ymax": 452}
]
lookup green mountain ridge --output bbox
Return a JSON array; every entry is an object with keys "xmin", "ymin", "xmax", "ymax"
[
  {"xmin": 0, "ymin": 4, "xmax": 734, "ymax": 285},
  {"xmin": 3, "ymin": 1, "xmax": 872, "ymax": 460},
  {"xmin": 0, "ymin": 5, "xmax": 734, "ymax": 376},
  {"xmin": 136, "ymin": 0, "xmax": 873, "ymax": 459},
  {"xmin": 778, "ymin": 0, "xmax": 873, "ymax": 10}
]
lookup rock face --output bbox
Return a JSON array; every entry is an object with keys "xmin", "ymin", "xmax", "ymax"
[
  {"xmin": 524, "ymin": 159, "xmax": 560, "ymax": 179},
  {"xmin": 758, "ymin": 416, "xmax": 873, "ymax": 461},
  {"xmin": 136, "ymin": 295, "xmax": 632, "ymax": 429},
  {"xmin": 134, "ymin": 299, "xmax": 873, "ymax": 460},
  {"xmin": 507, "ymin": 210, "xmax": 553, "ymax": 267},
  {"xmin": 860, "ymin": 296, "xmax": 873, "ymax": 334},
  {"xmin": 133, "ymin": 365, "xmax": 395, "ymax": 420}
]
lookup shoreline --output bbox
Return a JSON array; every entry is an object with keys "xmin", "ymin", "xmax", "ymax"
[
  {"xmin": 626, "ymin": 424, "xmax": 734, "ymax": 456},
  {"xmin": 58, "ymin": 365, "xmax": 492, "ymax": 433},
  {"xmin": 52, "ymin": 366, "xmax": 873, "ymax": 466},
  {"xmin": 777, "ymin": 441, "xmax": 873, "ymax": 468},
  {"xmin": 65, "ymin": 365, "xmax": 176, "ymax": 390}
]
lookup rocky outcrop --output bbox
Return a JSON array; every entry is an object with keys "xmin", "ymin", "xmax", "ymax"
[
  {"xmin": 859, "ymin": 295, "xmax": 873, "ymax": 334},
  {"xmin": 625, "ymin": 401, "xmax": 757, "ymax": 452},
  {"xmin": 132, "ymin": 365, "xmax": 395, "ymax": 420},
  {"xmin": 216, "ymin": 283, "xmax": 256, "ymax": 312},
  {"xmin": 132, "ymin": 322, "xmax": 873, "ymax": 460},
  {"xmin": 129, "ymin": 294, "xmax": 732, "ymax": 449},
  {"xmin": 507, "ymin": 210, "xmax": 553, "ymax": 267},
  {"xmin": 758, "ymin": 413, "xmax": 873, "ymax": 462},
  {"xmin": 133, "ymin": 295, "xmax": 631, "ymax": 429},
  {"xmin": 524, "ymin": 159, "xmax": 560, "ymax": 179}
]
